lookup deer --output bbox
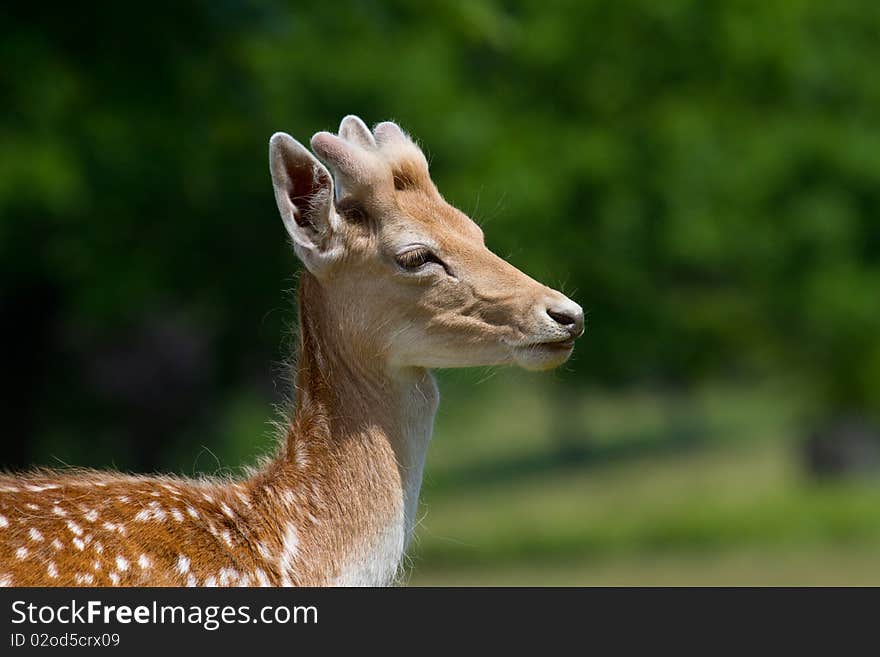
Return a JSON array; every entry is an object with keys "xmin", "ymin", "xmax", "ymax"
[{"xmin": 0, "ymin": 116, "xmax": 584, "ymax": 587}]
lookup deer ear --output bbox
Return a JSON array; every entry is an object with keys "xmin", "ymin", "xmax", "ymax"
[{"xmin": 269, "ymin": 132, "xmax": 342, "ymax": 274}]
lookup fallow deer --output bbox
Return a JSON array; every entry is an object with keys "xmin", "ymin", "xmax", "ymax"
[{"xmin": 0, "ymin": 116, "xmax": 584, "ymax": 586}]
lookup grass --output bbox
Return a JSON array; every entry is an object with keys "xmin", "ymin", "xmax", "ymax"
[
  {"xmin": 408, "ymin": 546, "xmax": 880, "ymax": 586},
  {"xmin": 407, "ymin": 372, "xmax": 880, "ymax": 585}
]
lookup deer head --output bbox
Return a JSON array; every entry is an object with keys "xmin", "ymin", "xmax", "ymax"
[{"xmin": 269, "ymin": 115, "xmax": 584, "ymax": 372}]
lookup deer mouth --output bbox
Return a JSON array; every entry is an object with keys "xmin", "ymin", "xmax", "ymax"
[
  {"xmin": 509, "ymin": 337, "xmax": 577, "ymax": 371},
  {"xmin": 538, "ymin": 337, "xmax": 576, "ymax": 350},
  {"xmin": 518, "ymin": 337, "xmax": 576, "ymax": 351},
  {"xmin": 507, "ymin": 335, "xmax": 578, "ymax": 352}
]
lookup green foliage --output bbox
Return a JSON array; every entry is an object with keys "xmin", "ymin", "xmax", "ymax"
[{"xmin": 2, "ymin": 0, "xmax": 880, "ymax": 469}]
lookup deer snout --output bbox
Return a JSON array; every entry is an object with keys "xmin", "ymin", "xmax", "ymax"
[
  {"xmin": 509, "ymin": 291, "xmax": 584, "ymax": 370},
  {"xmin": 543, "ymin": 295, "xmax": 585, "ymax": 340}
]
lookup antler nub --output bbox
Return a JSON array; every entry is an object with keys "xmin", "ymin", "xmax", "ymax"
[
  {"xmin": 373, "ymin": 121, "xmax": 408, "ymax": 146},
  {"xmin": 310, "ymin": 116, "xmax": 428, "ymax": 196},
  {"xmin": 339, "ymin": 115, "xmax": 377, "ymax": 150}
]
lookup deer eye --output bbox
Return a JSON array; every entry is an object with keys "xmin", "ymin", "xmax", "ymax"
[{"xmin": 395, "ymin": 247, "xmax": 447, "ymax": 273}]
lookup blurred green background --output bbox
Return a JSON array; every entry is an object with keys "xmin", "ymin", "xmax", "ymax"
[{"xmin": 2, "ymin": 1, "xmax": 880, "ymax": 585}]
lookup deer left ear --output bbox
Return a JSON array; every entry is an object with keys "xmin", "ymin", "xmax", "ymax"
[{"xmin": 269, "ymin": 132, "xmax": 343, "ymax": 275}]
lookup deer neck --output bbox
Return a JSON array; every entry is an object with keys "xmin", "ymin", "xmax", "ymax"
[{"xmin": 255, "ymin": 273, "xmax": 438, "ymax": 585}]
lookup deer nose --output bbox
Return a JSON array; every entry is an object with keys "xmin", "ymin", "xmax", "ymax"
[{"xmin": 546, "ymin": 300, "xmax": 585, "ymax": 339}]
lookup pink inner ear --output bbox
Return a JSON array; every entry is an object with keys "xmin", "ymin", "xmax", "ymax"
[
  {"xmin": 286, "ymin": 160, "xmax": 325, "ymax": 226},
  {"xmin": 270, "ymin": 138, "xmax": 333, "ymax": 232}
]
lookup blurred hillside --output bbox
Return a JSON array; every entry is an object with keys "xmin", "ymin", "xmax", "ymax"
[{"xmin": 1, "ymin": 1, "xmax": 879, "ymax": 584}]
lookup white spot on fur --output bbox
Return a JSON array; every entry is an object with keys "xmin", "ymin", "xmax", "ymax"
[
  {"xmin": 25, "ymin": 503, "xmax": 39, "ymax": 511},
  {"xmin": 176, "ymin": 555, "xmax": 190, "ymax": 575},
  {"xmin": 28, "ymin": 528, "xmax": 44, "ymax": 542},
  {"xmin": 66, "ymin": 520, "xmax": 83, "ymax": 536},
  {"xmin": 0, "ymin": 515, "xmax": 8, "ymax": 528},
  {"xmin": 138, "ymin": 554, "xmax": 151, "ymax": 569},
  {"xmin": 26, "ymin": 484, "xmax": 59, "ymax": 492},
  {"xmin": 220, "ymin": 503, "xmax": 234, "ymax": 519},
  {"xmin": 220, "ymin": 530, "xmax": 233, "ymax": 548},
  {"xmin": 83, "ymin": 509, "xmax": 99, "ymax": 522},
  {"xmin": 15, "ymin": 547, "xmax": 29, "ymax": 560},
  {"xmin": 170, "ymin": 508, "xmax": 184, "ymax": 522},
  {"xmin": 109, "ymin": 572, "xmax": 120, "ymax": 585},
  {"xmin": 115, "ymin": 556, "xmax": 129, "ymax": 572},
  {"xmin": 204, "ymin": 576, "xmax": 217, "ymax": 587},
  {"xmin": 0, "ymin": 574, "xmax": 13, "ymax": 586},
  {"xmin": 134, "ymin": 503, "xmax": 166, "ymax": 523},
  {"xmin": 47, "ymin": 562, "xmax": 58, "ymax": 579},
  {"xmin": 93, "ymin": 560, "xmax": 101, "ymax": 571},
  {"xmin": 94, "ymin": 542, "xmax": 104, "ymax": 554},
  {"xmin": 51, "ymin": 538, "xmax": 63, "ymax": 551},
  {"xmin": 52, "ymin": 506, "xmax": 68, "ymax": 517},
  {"xmin": 186, "ymin": 573, "xmax": 197, "ymax": 587},
  {"xmin": 218, "ymin": 568, "xmax": 237, "ymax": 586},
  {"xmin": 280, "ymin": 523, "xmax": 300, "ymax": 581},
  {"xmin": 75, "ymin": 572, "xmax": 95, "ymax": 585},
  {"xmin": 73, "ymin": 538, "xmax": 85, "ymax": 551},
  {"xmin": 295, "ymin": 441, "xmax": 309, "ymax": 469},
  {"xmin": 186, "ymin": 506, "xmax": 199, "ymax": 519}
]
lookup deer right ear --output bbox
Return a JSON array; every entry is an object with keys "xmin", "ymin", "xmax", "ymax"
[{"xmin": 269, "ymin": 132, "xmax": 342, "ymax": 275}]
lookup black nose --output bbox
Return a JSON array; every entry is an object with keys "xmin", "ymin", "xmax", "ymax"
[
  {"xmin": 547, "ymin": 309, "xmax": 575, "ymax": 326},
  {"xmin": 546, "ymin": 306, "xmax": 585, "ymax": 338}
]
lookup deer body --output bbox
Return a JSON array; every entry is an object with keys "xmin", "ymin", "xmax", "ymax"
[{"xmin": 0, "ymin": 116, "xmax": 583, "ymax": 586}]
